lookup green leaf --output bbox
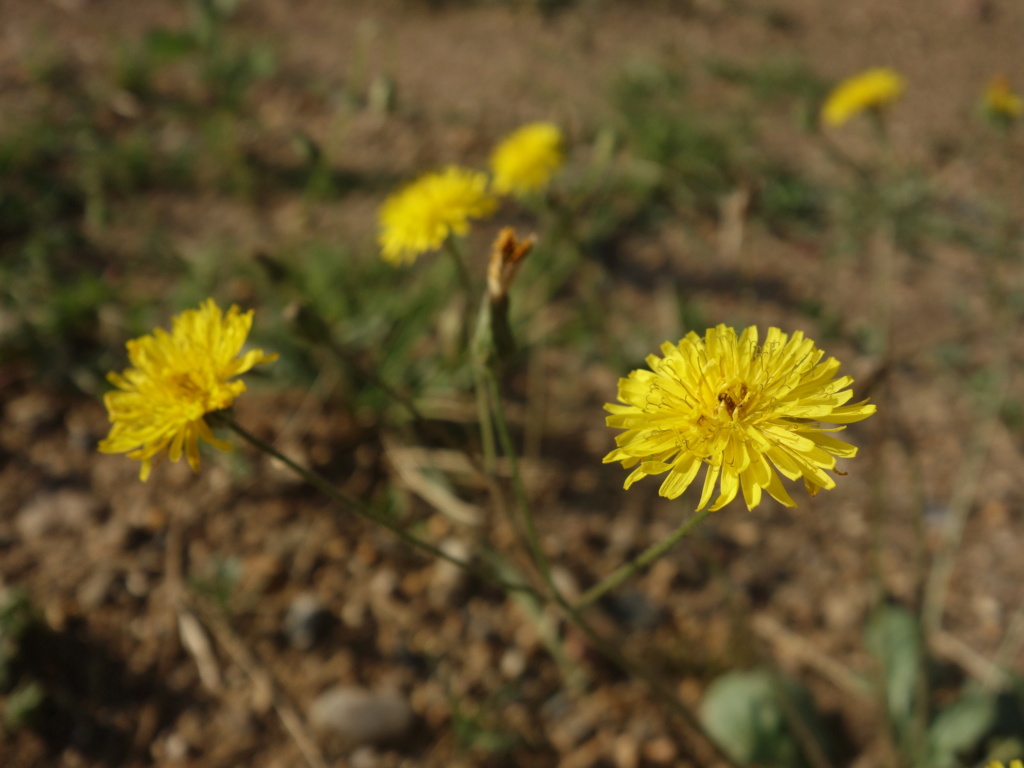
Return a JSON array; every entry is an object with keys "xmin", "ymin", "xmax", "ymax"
[
  {"xmin": 144, "ymin": 29, "xmax": 199, "ymax": 62},
  {"xmin": 3, "ymin": 682, "xmax": 46, "ymax": 731},
  {"xmin": 700, "ymin": 668, "xmax": 830, "ymax": 768},
  {"xmin": 864, "ymin": 604, "xmax": 922, "ymax": 731},
  {"xmin": 924, "ymin": 692, "xmax": 998, "ymax": 768}
]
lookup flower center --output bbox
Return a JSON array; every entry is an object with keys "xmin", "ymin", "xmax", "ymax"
[
  {"xmin": 167, "ymin": 372, "xmax": 235, "ymax": 416},
  {"xmin": 714, "ymin": 380, "xmax": 750, "ymax": 421}
]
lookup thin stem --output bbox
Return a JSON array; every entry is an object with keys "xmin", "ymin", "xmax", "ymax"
[
  {"xmin": 483, "ymin": 368, "xmax": 554, "ymax": 588},
  {"xmin": 575, "ymin": 507, "xmax": 714, "ymax": 610},
  {"xmin": 478, "ymin": 376, "xmax": 741, "ymax": 768},
  {"xmin": 221, "ymin": 415, "xmax": 539, "ymax": 598},
  {"xmin": 324, "ymin": 337, "xmax": 426, "ymax": 423},
  {"xmin": 473, "ymin": 364, "xmax": 498, "ymax": 475},
  {"xmin": 442, "ymin": 235, "xmax": 473, "ymax": 297}
]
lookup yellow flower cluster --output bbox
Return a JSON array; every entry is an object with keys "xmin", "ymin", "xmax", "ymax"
[
  {"xmin": 821, "ymin": 67, "xmax": 905, "ymax": 127},
  {"xmin": 490, "ymin": 122, "xmax": 564, "ymax": 197},
  {"xmin": 378, "ymin": 166, "xmax": 498, "ymax": 266},
  {"xmin": 987, "ymin": 762, "xmax": 1024, "ymax": 768},
  {"xmin": 99, "ymin": 299, "xmax": 277, "ymax": 481},
  {"xmin": 377, "ymin": 123, "xmax": 564, "ymax": 265},
  {"xmin": 604, "ymin": 325, "xmax": 875, "ymax": 510}
]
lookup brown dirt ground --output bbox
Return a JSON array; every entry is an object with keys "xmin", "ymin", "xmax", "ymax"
[{"xmin": 3, "ymin": 1, "xmax": 1024, "ymax": 767}]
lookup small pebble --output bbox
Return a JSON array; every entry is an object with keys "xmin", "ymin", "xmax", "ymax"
[
  {"xmin": 349, "ymin": 746, "xmax": 380, "ymax": 768},
  {"xmin": 309, "ymin": 686, "xmax": 414, "ymax": 748},
  {"xmin": 642, "ymin": 737, "xmax": 677, "ymax": 765},
  {"xmin": 77, "ymin": 569, "xmax": 117, "ymax": 609},
  {"xmin": 614, "ymin": 733, "xmax": 640, "ymax": 768},
  {"xmin": 499, "ymin": 648, "xmax": 526, "ymax": 679}
]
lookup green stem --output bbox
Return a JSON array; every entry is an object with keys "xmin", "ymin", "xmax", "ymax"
[
  {"xmin": 442, "ymin": 236, "xmax": 473, "ymax": 297},
  {"xmin": 473, "ymin": 364, "xmax": 498, "ymax": 475},
  {"xmin": 575, "ymin": 506, "xmax": 714, "ymax": 610},
  {"xmin": 483, "ymin": 368, "xmax": 554, "ymax": 588},
  {"xmin": 221, "ymin": 415, "xmax": 538, "ymax": 598},
  {"xmin": 478, "ymin": 375, "xmax": 742, "ymax": 768},
  {"xmin": 326, "ymin": 337, "xmax": 425, "ymax": 422}
]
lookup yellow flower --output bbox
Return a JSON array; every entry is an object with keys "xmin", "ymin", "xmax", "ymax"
[
  {"xmin": 603, "ymin": 325, "xmax": 875, "ymax": 511},
  {"xmin": 821, "ymin": 68, "xmax": 905, "ymax": 127},
  {"xmin": 987, "ymin": 762, "xmax": 1024, "ymax": 768},
  {"xmin": 490, "ymin": 122, "xmax": 564, "ymax": 197},
  {"xmin": 983, "ymin": 75, "xmax": 1023, "ymax": 123},
  {"xmin": 99, "ymin": 299, "xmax": 277, "ymax": 481},
  {"xmin": 378, "ymin": 166, "xmax": 498, "ymax": 265}
]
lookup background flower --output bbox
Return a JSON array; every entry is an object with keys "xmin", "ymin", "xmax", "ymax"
[
  {"xmin": 490, "ymin": 122, "xmax": 564, "ymax": 197},
  {"xmin": 604, "ymin": 325, "xmax": 875, "ymax": 511},
  {"xmin": 983, "ymin": 75, "xmax": 1023, "ymax": 125},
  {"xmin": 821, "ymin": 67, "xmax": 905, "ymax": 127},
  {"xmin": 378, "ymin": 166, "xmax": 497, "ymax": 265},
  {"xmin": 99, "ymin": 299, "xmax": 277, "ymax": 480}
]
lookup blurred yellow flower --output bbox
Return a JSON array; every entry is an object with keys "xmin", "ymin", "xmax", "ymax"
[
  {"xmin": 987, "ymin": 762, "xmax": 1024, "ymax": 768},
  {"xmin": 490, "ymin": 122, "xmax": 564, "ymax": 197},
  {"xmin": 821, "ymin": 68, "xmax": 905, "ymax": 127},
  {"xmin": 378, "ymin": 166, "xmax": 498, "ymax": 265},
  {"xmin": 99, "ymin": 299, "xmax": 277, "ymax": 481},
  {"xmin": 983, "ymin": 75, "xmax": 1023, "ymax": 123},
  {"xmin": 603, "ymin": 325, "xmax": 875, "ymax": 511}
]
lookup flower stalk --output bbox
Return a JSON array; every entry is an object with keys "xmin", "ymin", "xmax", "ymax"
[
  {"xmin": 219, "ymin": 414, "xmax": 540, "ymax": 599},
  {"xmin": 574, "ymin": 506, "xmax": 714, "ymax": 610}
]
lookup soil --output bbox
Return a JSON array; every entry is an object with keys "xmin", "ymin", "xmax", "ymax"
[{"xmin": 3, "ymin": 1, "xmax": 1024, "ymax": 767}]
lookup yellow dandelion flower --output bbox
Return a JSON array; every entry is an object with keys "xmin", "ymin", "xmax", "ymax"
[
  {"xmin": 99, "ymin": 299, "xmax": 278, "ymax": 481},
  {"xmin": 983, "ymin": 75, "xmax": 1023, "ymax": 123},
  {"xmin": 378, "ymin": 166, "xmax": 498, "ymax": 265},
  {"xmin": 987, "ymin": 762, "xmax": 1024, "ymax": 768},
  {"xmin": 490, "ymin": 122, "xmax": 564, "ymax": 197},
  {"xmin": 603, "ymin": 325, "xmax": 875, "ymax": 511},
  {"xmin": 821, "ymin": 68, "xmax": 905, "ymax": 127}
]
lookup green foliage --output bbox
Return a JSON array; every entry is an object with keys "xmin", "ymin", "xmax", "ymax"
[
  {"xmin": 865, "ymin": 604, "xmax": 922, "ymax": 735},
  {"xmin": 864, "ymin": 604, "xmax": 1024, "ymax": 767},
  {"xmin": 0, "ymin": 591, "xmax": 49, "ymax": 734},
  {"xmin": 610, "ymin": 59, "xmax": 827, "ymax": 241},
  {"xmin": 2, "ymin": 682, "xmax": 46, "ymax": 733},
  {"xmin": 753, "ymin": 163, "xmax": 826, "ymax": 236},
  {"xmin": 611, "ymin": 61, "xmax": 741, "ymax": 216},
  {"xmin": 700, "ymin": 668, "xmax": 834, "ymax": 768},
  {"xmin": 0, "ymin": 590, "xmax": 35, "ymax": 692},
  {"xmin": 189, "ymin": 556, "xmax": 243, "ymax": 611},
  {"xmin": 448, "ymin": 685, "xmax": 522, "ymax": 758},
  {"xmin": 705, "ymin": 55, "xmax": 827, "ymax": 113},
  {"xmin": 924, "ymin": 691, "xmax": 997, "ymax": 768}
]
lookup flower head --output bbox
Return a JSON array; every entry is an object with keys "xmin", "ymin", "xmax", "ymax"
[
  {"xmin": 603, "ymin": 325, "xmax": 875, "ymax": 511},
  {"xmin": 490, "ymin": 122, "xmax": 564, "ymax": 197},
  {"xmin": 378, "ymin": 166, "xmax": 498, "ymax": 265},
  {"xmin": 987, "ymin": 762, "xmax": 1024, "ymax": 768},
  {"xmin": 821, "ymin": 68, "xmax": 905, "ymax": 127},
  {"xmin": 982, "ymin": 75, "xmax": 1023, "ymax": 125},
  {"xmin": 99, "ymin": 299, "xmax": 277, "ymax": 481}
]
